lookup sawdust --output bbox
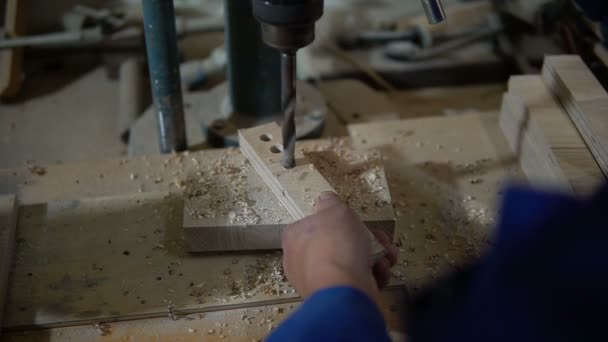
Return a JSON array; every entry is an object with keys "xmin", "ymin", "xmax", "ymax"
[
  {"xmin": 26, "ymin": 161, "xmax": 47, "ymax": 176},
  {"xmin": 184, "ymin": 149, "xmax": 261, "ymax": 226},
  {"xmin": 384, "ymin": 154, "xmax": 498, "ymax": 285},
  {"xmin": 183, "ymin": 138, "xmax": 392, "ymax": 229},
  {"xmin": 224, "ymin": 253, "xmax": 292, "ymax": 301},
  {"xmin": 305, "ymin": 137, "xmax": 392, "ymax": 216},
  {"xmin": 92, "ymin": 322, "xmax": 111, "ymax": 336},
  {"xmin": 185, "ymin": 253, "xmax": 292, "ymax": 306}
]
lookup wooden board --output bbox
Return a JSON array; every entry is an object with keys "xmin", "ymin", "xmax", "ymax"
[
  {"xmin": 234, "ymin": 123, "xmax": 391, "ymax": 258},
  {"xmin": 240, "ymin": 123, "xmax": 338, "ymax": 220},
  {"xmin": 499, "ymin": 75, "xmax": 604, "ymax": 194},
  {"xmin": 182, "ymin": 137, "xmax": 395, "ymax": 253},
  {"xmin": 542, "ymin": 55, "xmax": 608, "ymax": 177},
  {"xmin": 0, "ymin": 194, "xmax": 17, "ymax": 332}
]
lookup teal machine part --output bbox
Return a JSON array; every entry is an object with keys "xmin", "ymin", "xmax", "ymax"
[
  {"xmin": 142, "ymin": 0, "xmax": 187, "ymax": 153},
  {"xmin": 224, "ymin": 0, "xmax": 282, "ymax": 118}
]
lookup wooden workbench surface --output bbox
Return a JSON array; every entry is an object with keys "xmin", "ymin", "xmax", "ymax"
[
  {"xmin": 0, "ymin": 80, "xmax": 528, "ymax": 341},
  {"xmin": 0, "ymin": 116, "xmax": 524, "ymax": 339}
]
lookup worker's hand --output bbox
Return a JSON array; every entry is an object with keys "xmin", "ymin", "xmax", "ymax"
[{"xmin": 281, "ymin": 192, "xmax": 398, "ymax": 300}]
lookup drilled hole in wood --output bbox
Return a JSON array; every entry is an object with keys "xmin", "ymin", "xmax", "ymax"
[
  {"xmin": 260, "ymin": 133, "xmax": 273, "ymax": 142},
  {"xmin": 270, "ymin": 145, "xmax": 283, "ymax": 154}
]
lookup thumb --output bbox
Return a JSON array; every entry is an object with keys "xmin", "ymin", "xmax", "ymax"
[{"xmin": 314, "ymin": 192, "xmax": 342, "ymax": 213}]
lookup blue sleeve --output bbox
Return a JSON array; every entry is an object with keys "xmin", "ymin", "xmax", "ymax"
[
  {"xmin": 575, "ymin": 0, "xmax": 608, "ymax": 42},
  {"xmin": 410, "ymin": 184, "xmax": 608, "ymax": 342},
  {"xmin": 268, "ymin": 287, "xmax": 390, "ymax": 342}
]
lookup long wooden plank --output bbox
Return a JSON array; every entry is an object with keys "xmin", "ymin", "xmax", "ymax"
[
  {"xmin": 542, "ymin": 55, "xmax": 608, "ymax": 177},
  {"xmin": 237, "ymin": 123, "xmax": 391, "ymax": 258},
  {"xmin": 0, "ymin": 194, "xmax": 17, "ymax": 333},
  {"xmin": 499, "ymin": 75, "xmax": 604, "ymax": 194}
]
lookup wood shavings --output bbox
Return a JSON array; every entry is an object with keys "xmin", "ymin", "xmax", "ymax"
[
  {"xmin": 303, "ymin": 138, "xmax": 391, "ymax": 217},
  {"xmin": 92, "ymin": 322, "xmax": 111, "ymax": 336},
  {"xmin": 166, "ymin": 301, "xmax": 177, "ymax": 320},
  {"xmin": 223, "ymin": 253, "xmax": 291, "ymax": 301},
  {"xmin": 26, "ymin": 163, "xmax": 47, "ymax": 176},
  {"xmin": 185, "ymin": 151, "xmax": 261, "ymax": 227}
]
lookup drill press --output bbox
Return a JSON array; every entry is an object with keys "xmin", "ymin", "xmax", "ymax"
[{"xmin": 253, "ymin": 0, "xmax": 446, "ymax": 169}]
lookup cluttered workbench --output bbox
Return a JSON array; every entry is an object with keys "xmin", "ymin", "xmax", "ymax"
[{"xmin": 1, "ymin": 0, "xmax": 608, "ymax": 341}]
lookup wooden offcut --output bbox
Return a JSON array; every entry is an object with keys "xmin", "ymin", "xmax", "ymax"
[
  {"xmin": 183, "ymin": 123, "xmax": 393, "ymax": 257},
  {"xmin": 183, "ymin": 132, "xmax": 395, "ymax": 253},
  {"xmin": 0, "ymin": 194, "xmax": 17, "ymax": 333},
  {"xmin": 542, "ymin": 55, "xmax": 608, "ymax": 178},
  {"xmin": 239, "ymin": 123, "xmax": 335, "ymax": 220},
  {"xmin": 240, "ymin": 123, "xmax": 389, "ymax": 259}
]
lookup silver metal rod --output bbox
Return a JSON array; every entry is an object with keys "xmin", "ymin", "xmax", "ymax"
[
  {"xmin": 280, "ymin": 52, "xmax": 297, "ymax": 169},
  {"xmin": 421, "ymin": 0, "xmax": 446, "ymax": 24}
]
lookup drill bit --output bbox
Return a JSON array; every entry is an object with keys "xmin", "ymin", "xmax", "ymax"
[{"xmin": 281, "ymin": 51, "xmax": 297, "ymax": 169}]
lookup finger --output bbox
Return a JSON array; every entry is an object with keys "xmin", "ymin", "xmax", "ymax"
[
  {"xmin": 314, "ymin": 191, "xmax": 342, "ymax": 213},
  {"xmin": 373, "ymin": 258, "xmax": 391, "ymax": 289},
  {"xmin": 372, "ymin": 230, "xmax": 398, "ymax": 266},
  {"xmin": 280, "ymin": 222, "xmax": 297, "ymax": 247}
]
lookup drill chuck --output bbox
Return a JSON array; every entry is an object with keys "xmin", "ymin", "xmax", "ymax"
[{"xmin": 252, "ymin": 0, "xmax": 324, "ymax": 51}]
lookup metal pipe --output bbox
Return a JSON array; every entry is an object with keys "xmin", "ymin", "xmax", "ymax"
[
  {"xmin": 421, "ymin": 0, "xmax": 446, "ymax": 24},
  {"xmin": 142, "ymin": 0, "xmax": 187, "ymax": 153}
]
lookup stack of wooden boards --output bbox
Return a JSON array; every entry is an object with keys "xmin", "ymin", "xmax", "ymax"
[
  {"xmin": 499, "ymin": 55, "xmax": 606, "ymax": 194},
  {"xmin": 542, "ymin": 55, "xmax": 608, "ymax": 178}
]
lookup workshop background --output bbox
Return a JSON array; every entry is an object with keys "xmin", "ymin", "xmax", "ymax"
[
  {"xmin": 5, "ymin": 0, "xmax": 597, "ymax": 169},
  {"xmin": 1, "ymin": 0, "xmax": 607, "ymax": 341}
]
